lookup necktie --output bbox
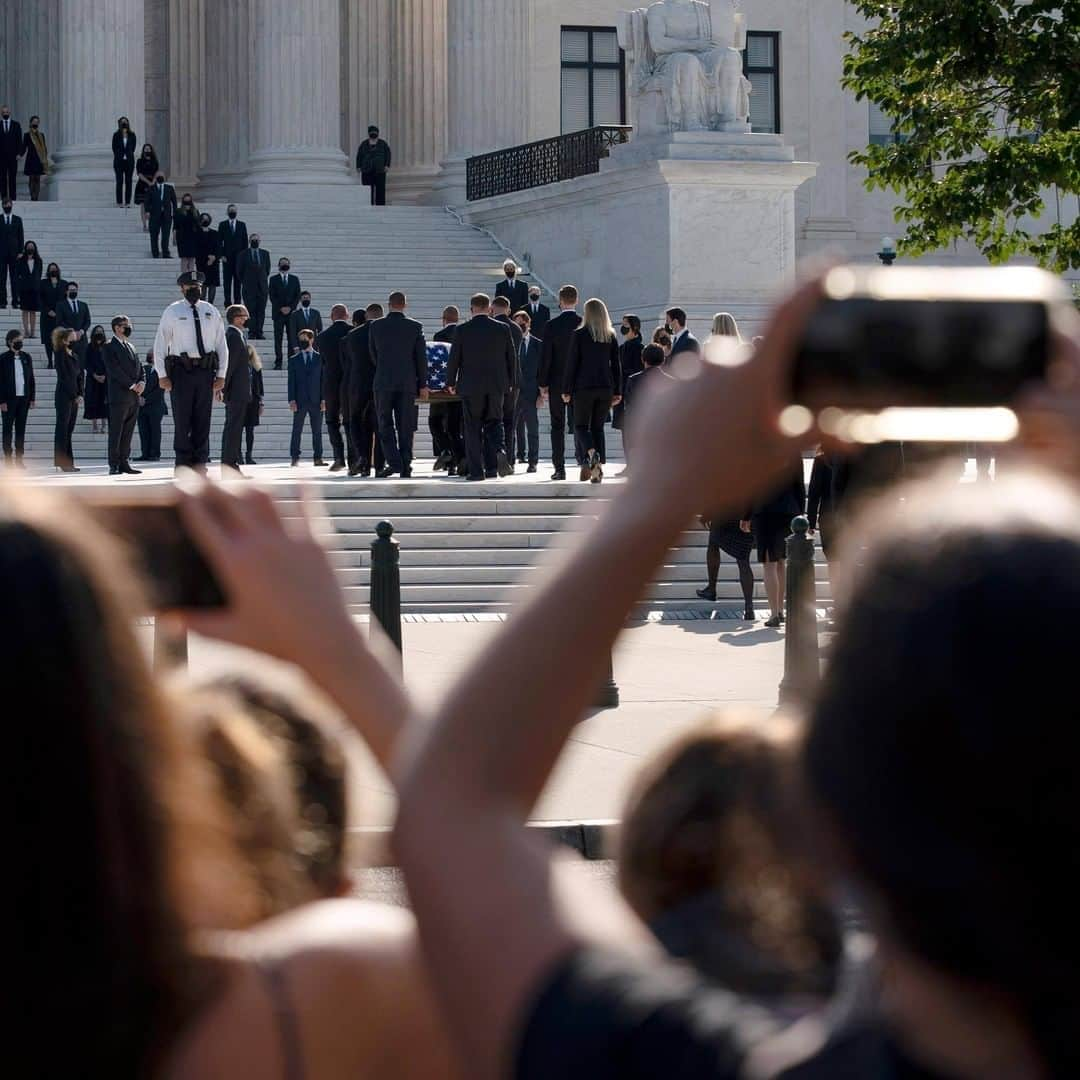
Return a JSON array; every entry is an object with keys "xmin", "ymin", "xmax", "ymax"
[{"xmin": 192, "ymin": 304, "xmax": 206, "ymax": 356}]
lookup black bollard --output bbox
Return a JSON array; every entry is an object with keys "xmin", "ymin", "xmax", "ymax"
[
  {"xmin": 370, "ymin": 520, "xmax": 403, "ymax": 666},
  {"xmin": 778, "ymin": 515, "xmax": 819, "ymax": 706},
  {"xmin": 593, "ymin": 651, "xmax": 620, "ymax": 709},
  {"xmin": 152, "ymin": 619, "xmax": 188, "ymax": 672}
]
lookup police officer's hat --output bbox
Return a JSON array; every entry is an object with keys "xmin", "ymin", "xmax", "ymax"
[{"xmin": 177, "ymin": 270, "xmax": 206, "ymax": 287}]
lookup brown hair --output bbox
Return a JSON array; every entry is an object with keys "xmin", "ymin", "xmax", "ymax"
[
  {"xmin": 388, "ymin": 290, "xmax": 407, "ymax": 308},
  {"xmin": 558, "ymin": 284, "xmax": 579, "ymax": 305},
  {"xmin": 51, "ymin": 326, "xmax": 73, "ymax": 353},
  {"xmin": 470, "ymin": 292, "xmax": 491, "ymax": 312},
  {"xmin": 441, "ymin": 305, "xmax": 460, "ymax": 323}
]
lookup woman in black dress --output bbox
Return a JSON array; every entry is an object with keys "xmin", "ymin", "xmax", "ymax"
[
  {"xmin": 696, "ymin": 518, "xmax": 757, "ymax": 622},
  {"xmin": 83, "ymin": 326, "xmax": 110, "ymax": 434},
  {"xmin": 134, "ymin": 144, "xmax": 159, "ymax": 231},
  {"xmin": 195, "ymin": 212, "xmax": 221, "ymax": 304},
  {"xmin": 174, "ymin": 193, "xmax": 199, "ymax": 273},
  {"xmin": 52, "ymin": 328, "xmax": 84, "ymax": 471},
  {"xmin": 21, "ymin": 116, "xmax": 48, "ymax": 201},
  {"xmin": 748, "ymin": 461, "xmax": 807, "ymax": 628},
  {"xmin": 564, "ymin": 298, "xmax": 622, "ymax": 483},
  {"xmin": 244, "ymin": 344, "xmax": 264, "ymax": 464},
  {"xmin": 39, "ymin": 262, "xmax": 65, "ymax": 369},
  {"xmin": 14, "ymin": 241, "xmax": 42, "ymax": 339}
]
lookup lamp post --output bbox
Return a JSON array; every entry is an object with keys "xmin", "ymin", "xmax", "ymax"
[{"xmin": 877, "ymin": 236, "xmax": 897, "ymax": 266}]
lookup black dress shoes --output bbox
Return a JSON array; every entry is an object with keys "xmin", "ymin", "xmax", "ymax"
[
  {"xmin": 313, "ymin": 459, "xmax": 328, "ymax": 467},
  {"xmin": 526, "ymin": 464, "xmax": 537, "ymax": 473},
  {"xmin": 109, "ymin": 465, "xmax": 120, "ymax": 475},
  {"xmin": 696, "ymin": 586, "xmax": 717, "ymax": 602},
  {"xmin": 551, "ymin": 469, "xmax": 566, "ymax": 481},
  {"xmin": 245, "ymin": 456, "xmax": 257, "ymax": 465},
  {"xmin": 290, "ymin": 458, "xmax": 299, "ymax": 467},
  {"xmin": 400, "ymin": 467, "xmax": 412, "ymax": 478},
  {"xmin": 120, "ymin": 463, "xmax": 142, "ymax": 475},
  {"xmin": 375, "ymin": 466, "xmax": 394, "ymax": 478},
  {"xmin": 329, "ymin": 461, "xmax": 346, "ymax": 472},
  {"xmin": 496, "ymin": 451, "xmax": 513, "ymax": 477}
]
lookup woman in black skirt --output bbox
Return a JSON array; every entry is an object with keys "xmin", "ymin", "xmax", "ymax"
[
  {"xmin": 14, "ymin": 240, "xmax": 42, "ymax": 339},
  {"xmin": 195, "ymin": 212, "xmax": 222, "ymax": 304},
  {"xmin": 21, "ymin": 116, "xmax": 49, "ymax": 201},
  {"xmin": 749, "ymin": 460, "xmax": 807, "ymax": 628},
  {"xmin": 134, "ymin": 144, "xmax": 159, "ymax": 230},
  {"xmin": 696, "ymin": 518, "xmax": 757, "ymax": 622},
  {"xmin": 39, "ymin": 262, "xmax": 66, "ymax": 369},
  {"xmin": 243, "ymin": 344, "xmax": 264, "ymax": 464},
  {"xmin": 83, "ymin": 326, "xmax": 110, "ymax": 434}
]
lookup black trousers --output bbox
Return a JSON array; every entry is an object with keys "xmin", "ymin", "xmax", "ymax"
[
  {"xmin": 348, "ymin": 394, "xmax": 383, "ymax": 471},
  {"xmin": 376, "ymin": 390, "xmax": 416, "ymax": 473},
  {"xmin": 0, "ymin": 156, "xmax": 16, "ymax": 200},
  {"xmin": 221, "ymin": 400, "xmax": 247, "ymax": 468},
  {"xmin": 501, "ymin": 389, "xmax": 519, "ymax": 465},
  {"xmin": 2, "ymin": 395, "xmax": 30, "ymax": 459},
  {"xmin": 138, "ymin": 409, "xmax": 163, "ymax": 460},
  {"xmin": 169, "ymin": 365, "xmax": 214, "ymax": 468},
  {"xmin": 514, "ymin": 392, "xmax": 539, "ymax": 466},
  {"xmin": 223, "ymin": 257, "xmax": 241, "ymax": 305},
  {"xmin": 290, "ymin": 404, "xmax": 324, "ymax": 461},
  {"xmin": 462, "ymin": 393, "xmax": 504, "ymax": 479},
  {"xmin": 573, "ymin": 388, "xmax": 612, "ymax": 458},
  {"xmin": 429, "ymin": 401, "xmax": 465, "ymax": 463},
  {"xmin": 272, "ymin": 313, "xmax": 292, "ymax": 365},
  {"xmin": 108, "ymin": 392, "xmax": 139, "ymax": 467},
  {"xmin": 324, "ymin": 386, "xmax": 346, "ymax": 464},
  {"xmin": 114, "ymin": 163, "xmax": 134, "ymax": 205},
  {"xmin": 368, "ymin": 173, "xmax": 387, "ymax": 205},
  {"xmin": 54, "ymin": 390, "xmax": 78, "ymax": 467},
  {"xmin": 548, "ymin": 395, "xmax": 574, "ymax": 470},
  {"xmin": 243, "ymin": 286, "xmax": 268, "ymax": 337},
  {"xmin": 149, "ymin": 212, "xmax": 172, "ymax": 257},
  {"xmin": 0, "ymin": 254, "xmax": 17, "ymax": 305}
]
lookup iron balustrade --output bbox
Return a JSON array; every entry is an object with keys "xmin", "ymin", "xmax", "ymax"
[{"xmin": 466, "ymin": 125, "xmax": 632, "ymax": 201}]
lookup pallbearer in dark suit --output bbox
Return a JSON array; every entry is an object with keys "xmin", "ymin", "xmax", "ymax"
[
  {"xmin": 51, "ymin": 328, "xmax": 84, "ymax": 471},
  {"xmin": 289, "ymin": 291, "xmax": 323, "ymax": 347},
  {"xmin": 511, "ymin": 310, "xmax": 542, "ymax": 471},
  {"xmin": 344, "ymin": 305, "xmax": 384, "ymax": 477},
  {"xmin": 137, "ymin": 352, "xmax": 167, "ymax": 461},
  {"xmin": 523, "ymin": 287, "xmax": 550, "ymax": 339},
  {"xmin": 0, "ymin": 108, "xmax": 23, "ymax": 201},
  {"xmin": 111, "ymin": 117, "xmax": 137, "ymax": 206},
  {"xmin": 269, "ymin": 258, "xmax": 301, "ymax": 368},
  {"xmin": 103, "ymin": 315, "xmax": 144, "ymax": 475},
  {"xmin": 431, "ymin": 307, "xmax": 465, "ymax": 475},
  {"xmin": 0, "ymin": 328, "xmax": 35, "ymax": 466},
  {"xmin": 243, "ymin": 355, "xmax": 264, "ymax": 465},
  {"xmin": 368, "ymin": 291, "xmax": 427, "ymax": 478},
  {"xmin": 491, "ymin": 296, "xmax": 523, "ymax": 468},
  {"xmin": 220, "ymin": 305, "xmax": 252, "ymax": 475},
  {"xmin": 288, "ymin": 328, "xmax": 325, "ymax": 466},
  {"xmin": 146, "ymin": 173, "xmax": 178, "ymax": 258},
  {"xmin": 494, "ymin": 260, "xmax": 529, "ymax": 313},
  {"xmin": 316, "ymin": 304, "xmax": 352, "ymax": 471},
  {"xmin": 56, "ymin": 282, "xmax": 91, "ymax": 365},
  {"xmin": 237, "ymin": 235, "xmax": 270, "ymax": 338},
  {"xmin": 218, "ymin": 204, "xmax": 248, "ymax": 305},
  {"xmin": 446, "ymin": 293, "xmax": 517, "ymax": 482},
  {"xmin": 538, "ymin": 284, "xmax": 583, "ymax": 480},
  {"xmin": 0, "ymin": 199, "xmax": 24, "ymax": 308}
]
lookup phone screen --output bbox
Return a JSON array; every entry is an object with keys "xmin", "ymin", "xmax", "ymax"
[
  {"xmin": 85, "ymin": 500, "xmax": 226, "ymax": 611},
  {"xmin": 791, "ymin": 296, "xmax": 1051, "ymax": 410}
]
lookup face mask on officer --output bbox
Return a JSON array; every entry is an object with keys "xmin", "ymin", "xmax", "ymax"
[{"xmin": 184, "ymin": 286, "xmax": 201, "ymax": 303}]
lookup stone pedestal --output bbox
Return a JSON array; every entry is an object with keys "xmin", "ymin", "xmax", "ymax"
[
  {"xmin": 463, "ymin": 132, "xmax": 816, "ymax": 337},
  {"xmin": 50, "ymin": 0, "xmax": 145, "ymax": 202}
]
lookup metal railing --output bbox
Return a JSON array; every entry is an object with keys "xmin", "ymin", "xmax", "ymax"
[{"xmin": 466, "ymin": 125, "xmax": 632, "ymax": 201}]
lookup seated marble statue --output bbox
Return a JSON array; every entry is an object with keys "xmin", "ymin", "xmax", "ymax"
[{"xmin": 619, "ymin": 0, "xmax": 751, "ymax": 135}]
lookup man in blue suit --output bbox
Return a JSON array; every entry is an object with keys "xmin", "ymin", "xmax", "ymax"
[
  {"xmin": 512, "ymin": 309, "xmax": 543, "ymax": 471},
  {"xmin": 287, "ymin": 328, "xmax": 326, "ymax": 466},
  {"xmin": 665, "ymin": 306, "xmax": 701, "ymax": 358}
]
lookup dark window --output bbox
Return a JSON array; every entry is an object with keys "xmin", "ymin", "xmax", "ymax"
[
  {"xmin": 868, "ymin": 100, "xmax": 910, "ymax": 145},
  {"xmin": 561, "ymin": 27, "xmax": 627, "ymax": 133},
  {"xmin": 743, "ymin": 31, "xmax": 781, "ymax": 134}
]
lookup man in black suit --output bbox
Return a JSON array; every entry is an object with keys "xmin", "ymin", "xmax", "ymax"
[
  {"xmin": 146, "ymin": 172, "xmax": 178, "ymax": 258},
  {"xmin": 494, "ymin": 259, "xmax": 529, "ymax": 313},
  {"xmin": 220, "ymin": 303, "xmax": 252, "ymax": 475},
  {"xmin": 56, "ymin": 280, "xmax": 91, "ymax": 364},
  {"xmin": 269, "ymin": 257, "xmax": 301, "ymax": 368},
  {"xmin": 512, "ymin": 310, "xmax": 543, "ymax": 472},
  {"xmin": 523, "ymin": 286, "xmax": 550, "ymax": 338},
  {"xmin": 431, "ymin": 306, "xmax": 465, "ymax": 475},
  {"xmin": 218, "ymin": 205, "xmax": 249, "ymax": 305},
  {"xmin": 0, "ymin": 199, "xmax": 24, "ymax": 308},
  {"xmin": 447, "ymin": 292, "xmax": 516, "ymax": 482},
  {"xmin": 345, "ymin": 303, "xmax": 384, "ymax": 476},
  {"xmin": 0, "ymin": 107, "xmax": 23, "ymax": 201},
  {"xmin": 111, "ymin": 117, "xmax": 137, "ymax": 207},
  {"xmin": 666, "ymin": 306, "xmax": 701, "ymax": 357},
  {"xmin": 538, "ymin": 284, "xmax": 583, "ymax": 480},
  {"xmin": 103, "ymin": 314, "xmax": 144, "ymax": 475},
  {"xmin": 288, "ymin": 290, "xmax": 323, "ymax": 348},
  {"xmin": 316, "ymin": 304, "xmax": 352, "ymax": 471},
  {"xmin": 369, "ymin": 291, "xmax": 427, "ymax": 478},
  {"xmin": 0, "ymin": 327, "xmax": 35, "ymax": 466},
  {"xmin": 613, "ymin": 314, "xmax": 644, "ymax": 436},
  {"xmin": 237, "ymin": 234, "xmax": 270, "ymax": 338},
  {"xmin": 491, "ymin": 296, "xmax": 522, "ymax": 468}
]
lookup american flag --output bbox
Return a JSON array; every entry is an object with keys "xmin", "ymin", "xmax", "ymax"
[{"xmin": 427, "ymin": 341, "xmax": 450, "ymax": 391}]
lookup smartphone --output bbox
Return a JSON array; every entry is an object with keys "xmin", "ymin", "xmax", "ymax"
[
  {"xmin": 791, "ymin": 266, "xmax": 1070, "ymax": 413},
  {"xmin": 77, "ymin": 490, "xmax": 226, "ymax": 611}
]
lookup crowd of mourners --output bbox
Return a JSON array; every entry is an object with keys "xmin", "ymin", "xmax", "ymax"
[{"xmin": 7, "ymin": 270, "xmax": 1080, "ymax": 1078}]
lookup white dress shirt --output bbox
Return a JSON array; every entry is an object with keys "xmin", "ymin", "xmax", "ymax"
[
  {"xmin": 152, "ymin": 298, "xmax": 229, "ymax": 379},
  {"xmin": 12, "ymin": 350, "xmax": 25, "ymax": 397}
]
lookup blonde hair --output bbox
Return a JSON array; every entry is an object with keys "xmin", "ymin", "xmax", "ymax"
[
  {"xmin": 51, "ymin": 326, "xmax": 73, "ymax": 353},
  {"xmin": 583, "ymin": 297, "xmax": 615, "ymax": 344},
  {"xmin": 710, "ymin": 312, "xmax": 741, "ymax": 340},
  {"xmin": 246, "ymin": 344, "xmax": 263, "ymax": 371}
]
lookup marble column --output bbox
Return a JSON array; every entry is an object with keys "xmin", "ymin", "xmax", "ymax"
[
  {"xmin": 51, "ymin": 0, "xmax": 145, "ymax": 200},
  {"xmin": 341, "ymin": 0, "xmax": 392, "ymax": 169},
  {"xmin": 12, "ymin": 0, "xmax": 61, "ymax": 163},
  {"xmin": 244, "ymin": 0, "xmax": 350, "ymax": 198},
  {"xmin": 435, "ymin": 0, "xmax": 532, "ymax": 205},
  {"xmin": 198, "ymin": 0, "xmax": 250, "ymax": 195},
  {"xmin": 167, "ymin": 0, "xmax": 205, "ymax": 189},
  {"xmin": 388, "ymin": 0, "xmax": 448, "ymax": 203}
]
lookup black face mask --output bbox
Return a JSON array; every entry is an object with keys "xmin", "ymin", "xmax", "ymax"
[
  {"xmin": 68, "ymin": 291, "xmax": 78, "ymax": 299},
  {"xmin": 12, "ymin": 340, "xmax": 23, "ymax": 351},
  {"xmin": 242, "ymin": 318, "xmax": 250, "ymax": 329},
  {"xmin": 30, "ymin": 123, "xmax": 38, "ymax": 129},
  {"xmin": 48, "ymin": 271, "xmax": 59, "ymax": 279},
  {"xmin": 92, "ymin": 334, "xmax": 106, "ymax": 344},
  {"xmin": 251, "ymin": 239, "xmax": 260, "ymax": 248},
  {"xmin": 280, "ymin": 265, "xmax": 290, "ymax": 273},
  {"xmin": 620, "ymin": 325, "xmax": 630, "ymax": 336},
  {"xmin": 200, "ymin": 219, "xmax": 211, "ymax": 228},
  {"xmin": 506, "ymin": 270, "xmax": 516, "ymax": 278},
  {"xmin": 122, "ymin": 325, "xmax": 133, "ymax": 337},
  {"xmin": 228, "ymin": 210, "xmax": 237, "ymax": 218},
  {"xmin": 2, "ymin": 206, "xmax": 11, "ymax": 215},
  {"xmin": 301, "ymin": 298, "xmax": 310, "ymax": 307},
  {"xmin": 184, "ymin": 287, "xmax": 202, "ymax": 303},
  {"xmin": 156, "ymin": 175, "xmax": 165, "ymax": 183}
]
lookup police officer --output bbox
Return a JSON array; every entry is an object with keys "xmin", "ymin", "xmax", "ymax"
[{"xmin": 153, "ymin": 270, "xmax": 228, "ymax": 472}]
